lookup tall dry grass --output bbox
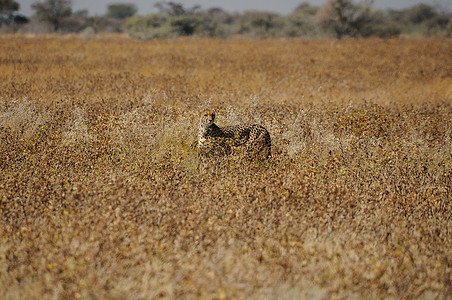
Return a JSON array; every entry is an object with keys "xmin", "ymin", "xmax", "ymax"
[{"xmin": 0, "ymin": 34, "xmax": 451, "ymax": 299}]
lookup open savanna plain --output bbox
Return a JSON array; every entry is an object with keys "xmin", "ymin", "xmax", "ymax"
[{"xmin": 0, "ymin": 34, "xmax": 451, "ymax": 299}]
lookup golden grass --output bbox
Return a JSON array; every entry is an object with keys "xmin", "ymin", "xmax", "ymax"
[{"xmin": 0, "ymin": 34, "xmax": 451, "ymax": 299}]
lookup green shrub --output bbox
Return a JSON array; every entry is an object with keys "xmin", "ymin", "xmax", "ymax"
[
  {"xmin": 106, "ymin": 3, "xmax": 137, "ymax": 20},
  {"xmin": 236, "ymin": 11, "xmax": 285, "ymax": 37},
  {"xmin": 284, "ymin": 10, "xmax": 321, "ymax": 38},
  {"xmin": 169, "ymin": 15, "xmax": 203, "ymax": 36},
  {"xmin": 125, "ymin": 14, "xmax": 172, "ymax": 39}
]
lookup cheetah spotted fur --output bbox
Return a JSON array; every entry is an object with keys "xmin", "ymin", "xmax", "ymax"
[{"xmin": 197, "ymin": 109, "xmax": 271, "ymax": 159}]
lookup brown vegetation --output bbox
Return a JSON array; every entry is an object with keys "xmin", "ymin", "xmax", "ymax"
[{"xmin": 0, "ymin": 34, "xmax": 451, "ymax": 299}]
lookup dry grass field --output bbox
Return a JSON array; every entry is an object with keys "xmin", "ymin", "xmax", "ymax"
[{"xmin": 0, "ymin": 34, "xmax": 451, "ymax": 299}]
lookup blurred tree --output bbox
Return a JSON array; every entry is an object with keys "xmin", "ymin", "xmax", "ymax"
[
  {"xmin": 125, "ymin": 14, "xmax": 170, "ymax": 39},
  {"xmin": 1, "ymin": 0, "xmax": 28, "ymax": 28},
  {"xmin": 0, "ymin": 0, "xmax": 19, "ymax": 12},
  {"xmin": 125, "ymin": 2, "xmax": 205, "ymax": 38},
  {"xmin": 293, "ymin": 2, "xmax": 319, "ymax": 16},
  {"xmin": 425, "ymin": 14, "xmax": 452, "ymax": 36},
  {"xmin": 387, "ymin": 4, "xmax": 438, "ymax": 26},
  {"xmin": 386, "ymin": 4, "xmax": 449, "ymax": 36},
  {"xmin": 155, "ymin": 1, "xmax": 200, "ymax": 16},
  {"xmin": 236, "ymin": 11, "xmax": 284, "ymax": 37},
  {"xmin": 106, "ymin": 3, "xmax": 137, "ymax": 19},
  {"xmin": 405, "ymin": 4, "xmax": 438, "ymax": 24},
  {"xmin": 201, "ymin": 7, "xmax": 235, "ymax": 37},
  {"xmin": 170, "ymin": 15, "xmax": 203, "ymax": 35},
  {"xmin": 32, "ymin": 0, "xmax": 72, "ymax": 31},
  {"xmin": 314, "ymin": 0, "xmax": 374, "ymax": 38},
  {"xmin": 285, "ymin": 3, "xmax": 320, "ymax": 37},
  {"xmin": 72, "ymin": 9, "xmax": 88, "ymax": 18},
  {"xmin": 364, "ymin": 10, "xmax": 401, "ymax": 38}
]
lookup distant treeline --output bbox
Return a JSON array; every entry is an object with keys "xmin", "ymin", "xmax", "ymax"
[{"xmin": 1, "ymin": 0, "xmax": 451, "ymax": 38}]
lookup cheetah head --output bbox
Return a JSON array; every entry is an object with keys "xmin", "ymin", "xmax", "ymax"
[{"xmin": 200, "ymin": 109, "xmax": 215, "ymax": 128}]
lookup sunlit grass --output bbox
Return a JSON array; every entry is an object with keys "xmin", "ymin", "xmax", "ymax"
[{"xmin": 0, "ymin": 34, "xmax": 451, "ymax": 299}]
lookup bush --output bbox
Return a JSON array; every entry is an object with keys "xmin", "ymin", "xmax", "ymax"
[
  {"xmin": 169, "ymin": 15, "xmax": 203, "ymax": 36},
  {"xmin": 314, "ymin": 0, "xmax": 376, "ymax": 39},
  {"xmin": 368, "ymin": 22, "xmax": 401, "ymax": 38},
  {"xmin": 236, "ymin": 11, "xmax": 285, "ymax": 37},
  {"xmin": 426, "ymin": 14, "xmax": 452, "ymax": 36},
  {"xmin": 404, "ymin": 4, "xmax": 438, "ymax": 24},
  {"xmin": 125, "ymin": 13, "xmax": 218, "ymax": 39},
  {"xmin": 197, "ymin": 8, "xmax": 236, "ymax": 38},
  {"xmin": 125, "ymin": 14, "xmax": 171, "ymax": 38},
  {"xmin": 284, "ymin": 10, "xmax": 321, "ymax": 38},
  {"xmin": 106, "ymin": 3, "xmax": 137, "ymax": 20}
]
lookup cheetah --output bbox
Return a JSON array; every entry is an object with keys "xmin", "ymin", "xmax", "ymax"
[{"xmin": 197, "ymin": 109, "xmax": 271, "ymax": 159}]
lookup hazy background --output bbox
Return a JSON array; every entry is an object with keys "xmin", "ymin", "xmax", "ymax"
[{"xmin": 16, "ymin": 0, "xmax": 452, "ymax": 16}]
